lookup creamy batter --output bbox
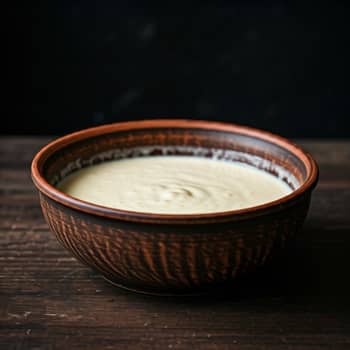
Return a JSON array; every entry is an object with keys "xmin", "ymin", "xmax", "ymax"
[{"xmin": 58, "ymin": 156, "xmax": 292, "ymax": 214}]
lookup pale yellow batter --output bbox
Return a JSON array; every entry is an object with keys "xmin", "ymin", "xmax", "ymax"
[{"xmin": 58, "ymin": 156, "xmax": 292, "ymax": 214}]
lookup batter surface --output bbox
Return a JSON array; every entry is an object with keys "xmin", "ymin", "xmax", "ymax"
[{"xmin": 58, "ymin": 156, "xmax": 292, "ymax": 214}]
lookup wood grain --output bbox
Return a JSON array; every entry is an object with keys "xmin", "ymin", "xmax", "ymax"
[{"xmin": 1, "ymin": 137, "xmax": 350, "ymax": 350}]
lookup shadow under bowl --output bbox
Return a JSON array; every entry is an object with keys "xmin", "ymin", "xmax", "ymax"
[{"xmin": 31, "ymin": 119, "xmax": 318, "ymax": 295}]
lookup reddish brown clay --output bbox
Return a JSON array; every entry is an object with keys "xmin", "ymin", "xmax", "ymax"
[{"xmin": 31, "ymin": 119, "xmax": 319, "ymax": 294}]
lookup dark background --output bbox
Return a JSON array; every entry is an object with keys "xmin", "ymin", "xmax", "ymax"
[{"xmin": 5, "ymin": 1, "xmax": 350, "ymax": 137}]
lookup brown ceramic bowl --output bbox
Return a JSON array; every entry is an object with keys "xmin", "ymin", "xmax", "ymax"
[{"xmin": 31, "ymin": 119, "xmax": 318, "ymax": 295}]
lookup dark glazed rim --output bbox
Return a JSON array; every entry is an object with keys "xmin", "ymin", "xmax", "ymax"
[{"xmin": 31, "ymin": 119, "xmax": 319, "ymax": 224}]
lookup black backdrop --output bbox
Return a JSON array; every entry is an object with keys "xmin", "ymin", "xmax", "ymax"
[{"xmin": 5, "ymin": 1, "xmax": 350, "ymax": 137}]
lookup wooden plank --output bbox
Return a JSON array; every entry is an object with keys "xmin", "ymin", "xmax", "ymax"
[{"xmin": 1, "ymin": 137, "xmax": 350, "ymax": 350}]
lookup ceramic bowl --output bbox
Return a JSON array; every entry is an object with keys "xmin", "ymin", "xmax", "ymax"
[{"xmin": 31, "ymin": 119, "xmax": 318, "ymax": 294}]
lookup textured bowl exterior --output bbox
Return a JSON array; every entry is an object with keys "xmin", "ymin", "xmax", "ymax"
[
  {"xmin": 39, "ymin": 190, "xmax": 311, "ymax": 294},
  {"xmin": 32, "ymin": 119, "xmax": 318, "ymax": 294}
]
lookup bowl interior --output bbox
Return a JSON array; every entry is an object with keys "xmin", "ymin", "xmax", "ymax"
[{"xmin": 42, "ymin": 126, "xmax": 306, "ymax": 193}]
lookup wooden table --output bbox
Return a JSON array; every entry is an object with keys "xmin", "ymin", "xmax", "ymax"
[{"xmin": 1, "ymin": 137, "xmax": 350, "ymax": 350}]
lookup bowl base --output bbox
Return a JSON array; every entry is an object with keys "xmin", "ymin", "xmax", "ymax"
[{"xmin": 103, "ymin": 277, "xmax": 210, "ymax": 296}]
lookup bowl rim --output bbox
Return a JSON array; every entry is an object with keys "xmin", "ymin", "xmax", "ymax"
[{"xmin": 31, "ymin": 119, "xmax": 319, "ymax": 224}]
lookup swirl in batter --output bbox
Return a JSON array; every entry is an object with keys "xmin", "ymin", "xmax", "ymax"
[{"xmin": 58, "ymin": 156, "xmax": 292, "ymax": 214}]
